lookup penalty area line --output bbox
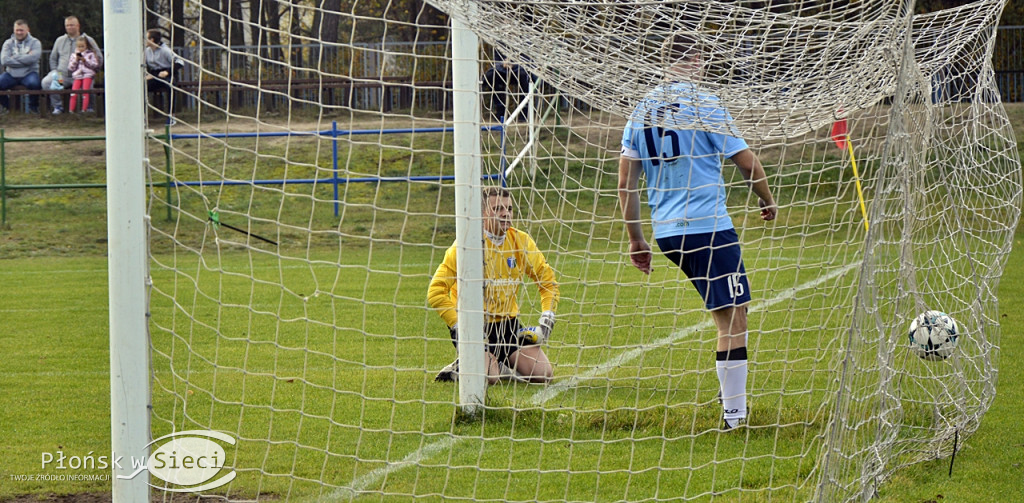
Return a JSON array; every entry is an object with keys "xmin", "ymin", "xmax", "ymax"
[{"xmin": 328, "ymin": 262, "xmax": 859, "ymax": 499}]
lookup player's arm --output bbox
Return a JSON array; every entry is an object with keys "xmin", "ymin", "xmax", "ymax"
[
  {"xmin": 516, "ymin": 234, "xmax": 557, "ymax": 340},
  {"xmin": 522, "ymin": 233, "xmax": 559, "ymax": 341},
  {"xmin": 729, "ymin": 149, "xmax": 777, "ymax": 221},
  {"xmin": 522, "ymin": 234, "xmax": 559, "ymax": 312},
  {"xmin": 617, "ymin": 155, "xmax": 653, "ymax": 274},
  {"xmin": 426, "ymin": 247, "xmax": 459, "ymax": 328}
]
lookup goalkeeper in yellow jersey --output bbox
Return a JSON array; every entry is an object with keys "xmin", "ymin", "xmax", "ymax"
[{"xmin": 428, "ymin": 187, "xmax": 559, "ymax": 384}]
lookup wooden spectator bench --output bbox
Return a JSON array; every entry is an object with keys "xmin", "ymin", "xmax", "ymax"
[
  {"xmin": 0, "ymin": 85, "xmax": 105, "ymax": 117},
  {"xmin": 1, "ymin": 76, "xmax": 452, "ymax": 116}
]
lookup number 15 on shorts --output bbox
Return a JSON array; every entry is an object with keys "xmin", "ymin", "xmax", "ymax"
[{"xmin": 728, "ymin": 273, "xmax": 745, "ymax": 298}]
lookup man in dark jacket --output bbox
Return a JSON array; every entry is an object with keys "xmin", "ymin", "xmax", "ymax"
[{"xmin": 481, "ymin": 50, "xmax": 535, "ymax": 123}]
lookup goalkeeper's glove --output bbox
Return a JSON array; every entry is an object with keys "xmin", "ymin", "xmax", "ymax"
[
  {"xmin": 517, "ymin": 326, "xmax": 544, "ymax": 345},
  {"xmin": 538, "ymin": 310, "xmax": 556, "ymax": 341}
]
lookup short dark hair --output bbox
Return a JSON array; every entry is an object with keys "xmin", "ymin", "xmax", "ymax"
[
  {"xmin": 663, "ymin": 32, "xmax": 701, "ymax": 63},
  {"xmin": 146, "ymin": 29, "xmax": 163, "ymax": 44},
  {"xmin": 482, "ymin": 186, "xmax": 511, "ymax": 201},
  {"xmin": 13, "ymin": 19, "xmax": 28, "ymax": 27}
]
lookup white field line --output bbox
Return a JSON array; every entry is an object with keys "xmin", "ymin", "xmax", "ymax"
[
  {"xmin": 1, "ymin": 309, "xmax": 95, "ymax": 313},
  {"xmin": 533, "ymin": 262, "xmax": 857, "ymax": 404},
  {"xmin": 0, "ymin": 255, "xmax": 800, "ymax": 281},
  {"xmin": 326, "ymin": 436, "xmax": 459, "ymax": 501},
  {"xmin": 328, "ymin": 261, "xmax": 860, "ymax": 499},
  {"xmin": 0, "ymin": 268, "xmax": 107, "ymax": 275}
]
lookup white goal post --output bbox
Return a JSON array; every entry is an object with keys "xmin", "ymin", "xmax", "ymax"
[
  {"xmin": 110, "ymin": 0, "xmax": 1021, "ymax": 501},
  {"xmin": 104, "ymin": 1, "xmax": 149, "ymax": 502},
  {"xmin": 451, "ymin": 14, "xmax": 487, "ymax": 413}
]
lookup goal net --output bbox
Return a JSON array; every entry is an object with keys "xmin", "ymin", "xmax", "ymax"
[{"xmin": 140, "ymin": 0, "xmax": 1019, "ymax": 501}]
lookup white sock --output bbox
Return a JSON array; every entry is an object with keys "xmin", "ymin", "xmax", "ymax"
[{"xmin": 716, "ymin": 352, "xmax": 748, "ymax": 425}]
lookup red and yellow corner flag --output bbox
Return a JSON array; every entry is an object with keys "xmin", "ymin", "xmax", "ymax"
[
  {"xmin": 830, "ymin": 117, "xmax": 849, "ymax": 150},
  {"xmin": 831, "ymin": 114, "xmax": 869, "ymax": 232}
]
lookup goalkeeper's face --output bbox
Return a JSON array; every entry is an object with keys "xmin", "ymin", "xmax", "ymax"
[{"xmin": 484, "ymin": 194, "xmax": 513, "ymax": 235}]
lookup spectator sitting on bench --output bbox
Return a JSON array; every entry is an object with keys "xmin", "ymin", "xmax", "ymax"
[
  {"xmin": 144, "ymin": 29, "xmax": 184, "ymax": 126},
  {"xmin": 68, "ymin": 38, "xmax": 99, "ymax": 113},
  {"xmin": 42, "ymin": 15, "xmax": 103, "ymax": 115},
  {"xmin": 0, "ymin": 19, "xmax": 42, "ymax": 114}
]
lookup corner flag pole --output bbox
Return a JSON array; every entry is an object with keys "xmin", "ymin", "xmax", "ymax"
[
  {"xmin": 846, "ymin": 138, "xmax": 869, "ymax": 233},
  {"xmin": 831, "ymin": 117, "xmax": 869, "ymax": 232}
]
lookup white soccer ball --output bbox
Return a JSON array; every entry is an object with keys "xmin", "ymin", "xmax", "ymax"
[{"xmin": 907, "ymin": 310, "xmax": 960, "ymax": 361}]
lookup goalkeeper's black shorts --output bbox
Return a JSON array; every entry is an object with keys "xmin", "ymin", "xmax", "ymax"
[{"xmin": 449, "ymin": 317, "xmax": 536, "ymax": 364}]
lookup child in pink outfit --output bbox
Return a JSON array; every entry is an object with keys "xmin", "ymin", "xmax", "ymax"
[{"xmin": 67, "ymin": 38, "xmax": 99, "ymax": 113}]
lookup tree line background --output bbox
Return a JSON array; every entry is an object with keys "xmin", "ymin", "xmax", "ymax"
[
  {"xmin": 0, "ymin": 0, "xmax": 1019, "ymax": 74},
  {"xmin": 1, "ymin": 0, "xmax": 1021, "ymax": 51},
  {"xmin": 0, "ymin": 0, "xmax": 449, "ymax": 52}
]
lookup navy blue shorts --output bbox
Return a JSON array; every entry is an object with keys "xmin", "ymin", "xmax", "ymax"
[{"xmin": 656, "ymin": 229, "xmax": 752, "ymax": 311}]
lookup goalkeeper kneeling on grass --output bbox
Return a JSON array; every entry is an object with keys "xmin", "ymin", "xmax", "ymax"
[{"xmin": 428, "ymin": 186, "xmax": 559, "ymax": 384}]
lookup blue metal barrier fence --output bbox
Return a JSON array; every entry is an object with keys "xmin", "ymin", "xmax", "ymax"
[{"xmin": 0, "ymin": 123, "xmax": 505, "ymax": 225}]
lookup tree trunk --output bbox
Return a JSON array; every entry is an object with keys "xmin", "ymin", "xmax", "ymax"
[
  {"xmin": 229, "ymin": 0, "xmax": 246, "ymax": 47},
  {"xmin": 290, "ymin": 3, "xmax": 305, "ymax": 74},
  {"xmin": 320, "ymin": 0, "xmax": 342, "ymax": 45},
  {"xmin": 171, "ymin": 0, "xmax": 185, "ymax": 49},
  {"xmin": 261, "ymin": 0, "xmax": 284, "ymax": 63},
  {"xmin": 201, "ymin": 0, "xmax": 224, "ymax": 50}
]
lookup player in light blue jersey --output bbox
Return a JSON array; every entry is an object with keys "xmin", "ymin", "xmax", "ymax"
[{"xmin": 618, "ymin": 36, "xmax": 777, "ymax": 430}]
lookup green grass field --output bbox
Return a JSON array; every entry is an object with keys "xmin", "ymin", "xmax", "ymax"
[
  {"xmin": 134, "ymin": 236, "xmax": 858, "ymax": 501},
  {"xmin": 2, "ymin": 238, "xmax": 1021, "ymax": 502},
  {"xmin": 1, "ymin": 104, "xmax": 1022, "ymax": 502}
]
